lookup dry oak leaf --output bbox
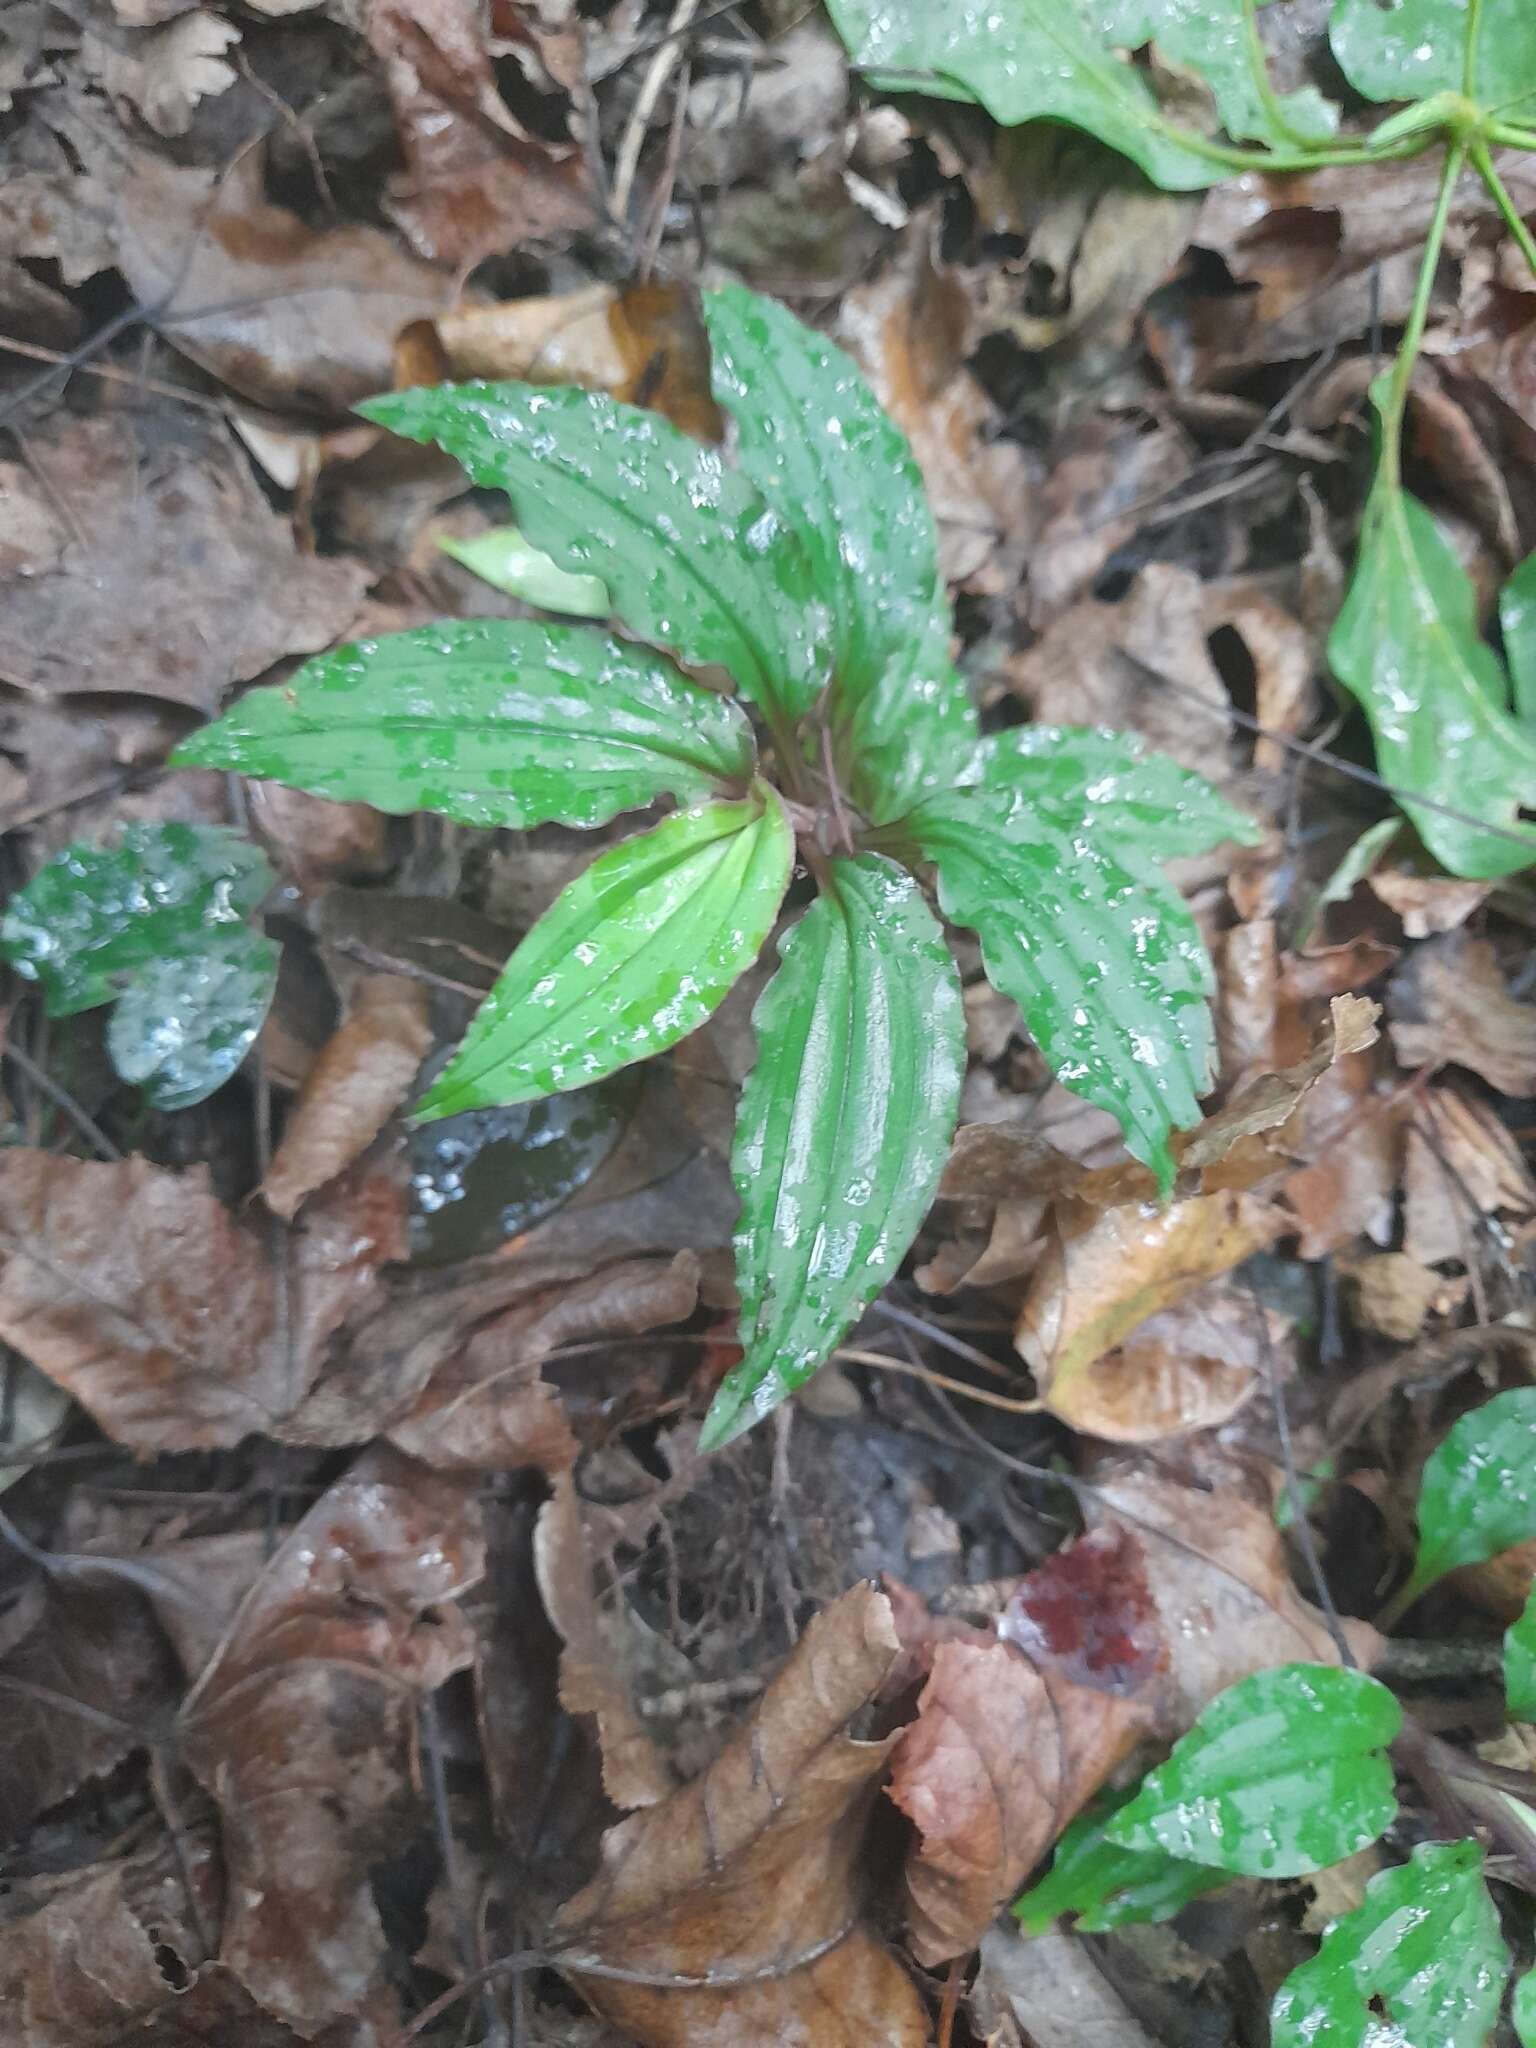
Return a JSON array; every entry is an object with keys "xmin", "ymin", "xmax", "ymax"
[
  {"xmin": 1388, "ymin": 932, "xmax": 1536, "ymax": 1097},
  {"xmin": 552, "ymin": 1582, "xmax": 927, "ymax": 2048},
  {"xmin": 0, "ymin": 1150, "xmax": 406, "ymax": 1452},
  {"xmin": 178, "ymin": 1448, "xmax": 483, "ymax": 2035},
  {"xmin": 261, "ymin": 974, "xmax": 431, "ymax": 1219}
]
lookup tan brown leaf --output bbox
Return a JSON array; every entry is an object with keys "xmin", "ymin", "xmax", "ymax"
[
  {"xmin": 1184, "ymin": 992, "xmax": 1380, "ymax": 1171},
  {"xmin": 0, "ymin": 1150, "xmax": 405, "ymax": 1452},
  {"xmin": 1403, "ymin": 1083, "xmax": 1536, "ymax": 1265},
  {"xmin": 261, "ymin": 976, "xmax": 431, "ymax": 1219},
  {"xmin": 1050, "ymin": 1285, "xmax": 1290, "ymax": 1443},
  {"xmin": 971, "ymin": 1924, "xmax": 1159, "ymax": 2048},
  {"xmin": 178, "ymin": 1448, "xmax": 483, "ymax": 2034},
  {"xmin": 1338, "ymin": 1251, "xmax": 1446, "ymax": 1343},
  {"xmin": 81, "ymin": 8, "xmax": 239, "ymax": 137},
  {"xmin": 552, "ymin": 1582, "xmax": 927, "ymax": 2047},
  {"xmin": 1389, "ymin": 932, "xmax": 1536, "ymax": 1096},
  {"xmin": 1369, "ymin": 868, "xmax": 1493, "ymax": 938}
]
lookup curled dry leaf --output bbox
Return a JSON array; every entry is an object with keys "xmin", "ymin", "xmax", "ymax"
[
  {"xmin": 1403, "ymin": 1083, "xmax": 1536, "ymax": 1266},
  {"xmin": 1368, "ymin": 869, "xmax": 1493, "ymax": 938},
  {"xmin": 1183, "ymin": 992, "xmax": 1380, "ymax": 1172},
  {"xmin": 177, "ymin": 1448, "xmax": 483, "ymax": 2035},
  {"xmin": 261, "ymin": 975, "xmax": 432, "ymax": 1220},
  {"xmin": 552, "ymin": 1582, "xmax": 928, "ymax": 2047},
  {"xmin": 1388, "ymin": 933, "xmax": 1536, "ymax": 1098},
  {"xmin": 0, "ymin": 1150, "xmax": 406, "ymax": 1452}
]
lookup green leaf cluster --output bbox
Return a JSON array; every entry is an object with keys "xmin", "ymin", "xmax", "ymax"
[
  {"xmin": 0, "ymin": 823, "xmax": 277, "ymax": 1110},
  {"xmin": 176, "ymin": 283, "xmax": 1254, "ymax": 1444}
]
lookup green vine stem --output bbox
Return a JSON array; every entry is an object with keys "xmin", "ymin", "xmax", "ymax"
[
  {"xmin": 1376, "ymin": 138, "xmax": 1469, "ymax": 490},
  {"xmin": 1470, "ymin": 139, "xmax": 1536, "ymax": 287}
]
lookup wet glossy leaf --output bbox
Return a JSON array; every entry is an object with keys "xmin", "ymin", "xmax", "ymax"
[
  {"xmin": 1508, "ymin": 1584, "xmax": 1536, "ymax": 1721},
  {"xmin": 417, "ymin": 794, "xmax": 793, "ymax": 1120},
  {"xmin": 701, "ymin": 854, "xmax": 964, "ymax": 1448},
  {"xmin": 1330, "ymin": 0, "xmax": 1536, "ymax": 111},
  {"xmin": 1516, "ymin": 1966, "xmax": 1536, "ymax": 2048},
  {"xmin": 360, "ymin": 382, "xmax": 830, "ymax": 725},
  {"xmin": 824, "ymin": 0, "xmax": 1331, "ymax": 192},
  {"xmin": 0, "ymin": 823, "xmax": 271, "ymax": 1018},
  {"xmin": 841, "ymin": 610, "xmax": 983, "ymax": 825},
  {"xmin": 1329, "ymin": 419, "xmax": 1536, "ymax": 879},
  {"xmin": 1105, "ymin": 1664, "xmax": 1400, "ymax": 1878},
  {"xmin": 1012, "ymin": 1791, "xmax": 1229, "ymax": 1935},
  {"xmin": 438, "ymin": 524, "xmax": 609, "ymax": 616},
  {"xmin": 108, "ymin": 923, "xmax": 279, "ymax": 1111},
  {"xmin": 175, "ymin": 620, "xmax": 754, "ymax": 832},
  {"xmin": 1271, "ymin": 1839, "xmax": 1506, "ymax": 2048},
  {"xmin": 982, "ymin": 726, "xmax": 1261, "ymax": 864},
  {"xmin": 1399, "ymin": 1387, "xmax": 1536, "ymax": 1611},
  {"xmin": 1500, "ymin": 549, "xmax": 1536, "ymax": 726},
  {"xmin": 908, "ymin": 789, "xmax": 1216, "ymax": 1191}
]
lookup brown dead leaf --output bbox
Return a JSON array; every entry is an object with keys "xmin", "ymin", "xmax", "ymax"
[
  {"xmin": 1403, "ymin": 1083, "xmax": 1536, "ymax": 1265},
  {"xmin": 0, "ymin": 415, "xmax": 366, "ymax": 712},
  {"xmin": 248, "ymin": 781, "xmax": 393, "ymax": 891},
  {"xmin": 1016, "ymin": 1190, "xmax": 1287, "ymax": 1439},
  {"xmin": 1056, "ymin": 1285, "xmax": 1291, "ymax": 1443},
  {"xmin": 552, "ymin": 1582, "xmax": 927, "ymax": 2047},
  {"xmin": 80, "ymin": 8, "xmax": 238, "ymax": 137},
  {"xmin": 971, "ymin": 1924, "xmax": 1160, "ymax": 2048},
  {"xmin": 261, "ymin": 976, "xmax": 431, "ymax": 1220},
  {"xmin": 1024, "ymin": 419, "xmax": 1192, "ymax": 625},
  {"xmin": 1368, "ymin": 868, "xmax": 1493, "ymax": 937},
  {"xmin": 0, "ymin": 1150, "xmax": 406, "ymax": 1452},
  {"xmin": 1338, "ymin": 1251, "xmax": 1446, "ymax": 1343},
  {"xmin": 1185, "ymin": 992, "xmax": 1380, "ymax": 1170},
  {"xmin": 178, "ymin": 1448, "xmax": 483, "ymax": 2034},
  {"xmin": 1389, "ymin": 932, "xmax": 1536, "ymax": 1096}
]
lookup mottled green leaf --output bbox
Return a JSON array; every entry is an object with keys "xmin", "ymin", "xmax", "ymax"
[
  {"xmin": 416, "ymin": 793, "xmax": 792, "ymax": 1120},
  {"xmin": 1013, "ymin": 1792, "xmax": 1229, "ymax": 1934},
  {"xmin": 1105, "ymin": 1664, "xmax": 1400, "ymax": 1878},
  {"xmin": 1508, "ymin": 1583, "xmax": 1536, "ymax": 1721},
  {"xmin": 1328, "ymin": 414, "xmax": 1536, "ymax": 879},
  {"xmin": 1399, "ymin": 1387, "xmax": 1536, "ymax": 1611},
  {"xmin": 1500, "ymin": 548, "xmax": 1536, "ymax": 725},
  {"xmin": 907, "ymin": 788, "xmax": 1216, "ymax": 1189},
  {"xmin": 982, "ymin": 725, "xmax": 1261, "ymax": 863},
  {"xmin": 1331, "ymin": 0, "xmax": 1536, "ymax": 113},
  {"xmin": 1516, "ymin": 1965, "xmax": 1536, "ymax": 2048},
  {"xmin": 175, "ymin": 621, "xmax": 754, "ymax": 832},
  {"xmin": 360, "ymin": 382, "xmax": 830, "ymax": 725},
  {"xmin": 108, "ymin": 922, "xmax": 279, "ymax": 1111},
  {"xmin": 700, "ymin": 854, "xmax": 964, "ymax": 1448},
  {"xmin": 839, "ymin": 610, "xmax": 983, "ymax": 825},
  {"xmin": 439, "ymin": 524, "xmax": 609, "ymax": 617},
  {"xmin": 1271, "ymin": 1839, "xmax": 1506, "ymax": 2048},
  {"xmin": 0, "ymin": 824, "xmax": 272, "ymax": 1019},
  {"xmin": 1097, "ymin": 0, "xmax": 1337, "ymax": 141}
]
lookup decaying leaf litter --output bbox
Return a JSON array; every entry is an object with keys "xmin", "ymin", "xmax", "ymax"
[{"xmin": 2, "ymin": 2, "xmax": 1536, "ymax": 2043}]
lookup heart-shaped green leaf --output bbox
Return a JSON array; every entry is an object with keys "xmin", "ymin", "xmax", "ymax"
[
  {"xmin": 175, "ymin": 621, "xmax": 754, "ymax": 832},
  {"xmin": 1331, "ymin": 0, "xmax": 1536, "ymax": 112},
  {"xmin": 1397, "ymin": 1387, "xmax": 1536, "ymax": 1614},
  {"xmin": 1105, "ymin": 1664, "xmax": 1400, "ymax": 1878},
  {"xmin": 360, "ymin": 383, "xmax": 830, "ymax": 726},
  {"xmin": 1508, "ymin": 1584, "xmax": 1536, "ymax": 1722},
  {"xmin": 981, "ymin": 726, "xmax": 1261, "ymax": 864},
  {"xmin": 700, "ymin": 853, "xmax": 964, "ymax": 1448},
  {"xmin": 1328, "ymin": 405, "xmax": 1536, "ymax": 879},
  {"xmin": 108, "ymin": 922, "xmax": 279, "ymax": 1111},
  {"xmin": 906, "ymin": 787, "xmax": 1217, "ymax": 1190},
  {"xmin": 1271, "ymin": 1838, "xmax": 1506, "ymax": 2048},
  {"xmin": 1500, "ymin": 548, "xmax": 1536, "ymax": 727},
  {"xmin": 416, "ymin": 792, "xmax": 792, "ymax": 1120},
  {"xmin": 1013, "ymin": 1791, "xmax": 1229, "ymax": 1935}
]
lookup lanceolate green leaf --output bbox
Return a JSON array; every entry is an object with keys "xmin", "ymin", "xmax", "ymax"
[
  {"xmin": 0, "ymin": 824, "xmax": 272, "ymax": 1019},
  {"xmin": 1507, "ymin": 1583, "xmax": 1536, "ymax": 1722},
  {"xmin": 701, "ymin": 854, "xmax": 964, "ymax": 1448},
  {"xmin": 360, "ymin": 383, "xmax": 830, "ymax": 726},
  {"xmin": 1013, "ymin": 1792, "xmax": 1229, "ymax": 1935},
  {"xmin": 1500, "ymin": 548, "xmax": 1536, "ymax": 726},
  {"xmin": 175, "ymin": 621, "xmax": 754, "ymax": 832},
  {"xmin": 907, "ymin": 788, "xmax": 1216, "ymax": 1189},
  {"xmin": 1271, "ymin": 1839, "xmax": 1507, "ymax": 2048},
  {"xmin": 1331, "ymin": 0, "xmax": 1536, "ymax": 113},
  {"xmin": 416, "ymin": 793, "xmax": 793, "ymax": 1120},
  {"xmin": 1106, "ymin": 1665, "xmax": 1401, "ymax": 1879},
  {"xmin": 1398, "ymin": 1387, "xmax": 1536, "ymax": 1612},
  {"xmin": 1328, "ymin": 433, "xmax": 1536, "ymax": 879},
  {"xmin": 108, "ymin": 923, "xmax": 279, "ymax": 1112},
  {"xmin": 982, "ymin": 726, "xmax": 1261, "ymax": 864}
]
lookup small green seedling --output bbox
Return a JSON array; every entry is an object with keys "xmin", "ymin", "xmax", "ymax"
[
  {"xmin": 175, "ymin": 284, "xmax": 1256, "ymax": 1445},
  {"xmin": 1381, "ymin": 1385, "xmax": 1536, "ymax": 1625}
]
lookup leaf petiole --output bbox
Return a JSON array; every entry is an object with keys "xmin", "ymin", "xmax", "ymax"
[
  {"xmin": 1470, "ymin": 139, "xmax": 1536, "ymax": 289},
  {"xmin": 1376, "ymin": 138, "xmax": 1469, "ymax": 487}
]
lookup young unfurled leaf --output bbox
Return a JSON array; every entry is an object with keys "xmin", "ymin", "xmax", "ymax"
[
  {"xmin": 1105, "ymin": 1664, "xmax": 1400, "ymax": 1878},
  {"xmin": 1328, "ymin": 425, "xmax": 1536, "ymax": 879},
  {"xmin": 175, "ymin": 621, "xmax": 755, "ymax": 832},
  {"xmin": 1271, "ymin": 1839, "xmax": 1506, "ymax": 2048},
  {"xmin": 360, "ymin": 383, "xmax": 830, "ymax": 726},
  {"xmin": 982, "ymin": 726, "xmax": 1261, "ymax": 865},
  {"xmin": 1012, "ymin": 1792, "xmax": 1229, "ymax": 1935},
  {"xmin": 907, "ymin": 788, "xmax": 1217, "ymax": 1189},
  {"xmin": 700, "ymin": 854, "xmax": 964, "ymax": 1448},
  {"xmin": 0, "ymin": 823, "xmax": 272, "ymax": 1018},
  {"xmin": 108, "ymin": 923, "xmax": 279, "ymax": 1112},
  {"xmin": 1396, "ymin": 1387, "xmax": 1536, "ymax": 1614},
  {"xmin": 416, "ymin": 793, "xmax": 793, "ymax": 1121},
  {"xmin": 1331, "ymin": 0, "xmax": 1536, "ymax": 113},
  {"xmin": 1500, "ymin": 548, "xmax": 1536, "ymax": 726},
  {"xmin": 439, "ymin": 525, "xmax": 609, "ymax": 617},
  {"xmin": 1508, "ymin": 1584, "xmax": 1536, "ymax": 1722}
]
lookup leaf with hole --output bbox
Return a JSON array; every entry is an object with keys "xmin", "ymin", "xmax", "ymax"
[
  {"xmin": 1509, "ymin": 1584, "xmax": 1536, "ymax": 1722},
  {"xmin": 1270, "ymin": 1838, "xmax": 1506, "ymax": 2048},
  {"xmin": 175, "ymin": 620, "xmax": 754, "ymax": 832},
  {"xmin": 1104, "ymin": 1664, "xmax": 1400, "ymax": 1878},
  {"xmin": 701, "ymin": 854, "xmax": 964, "ymax": 1447},
  {"xmin": 1398, "ymin": 1387, "xmax": 1536, "ymax": 1614},
  {"xmin": 415, "ymin": 793, "xmax": 793, "ymax": 1121},
  {"xmin": 906, "ymin": 786, "xmax": 1217, "ymax": 1190},
  {"xmin": 360, "ymin": 382, "xmax": 830, "ymax": 726},
  {"xmin": 1330, "ymin": 0, "xmax": 1536, "ymax": 113},
  {"xmin": 1013, "ymin": 1791, "xmax": 1230, "ymax": 1935}
]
